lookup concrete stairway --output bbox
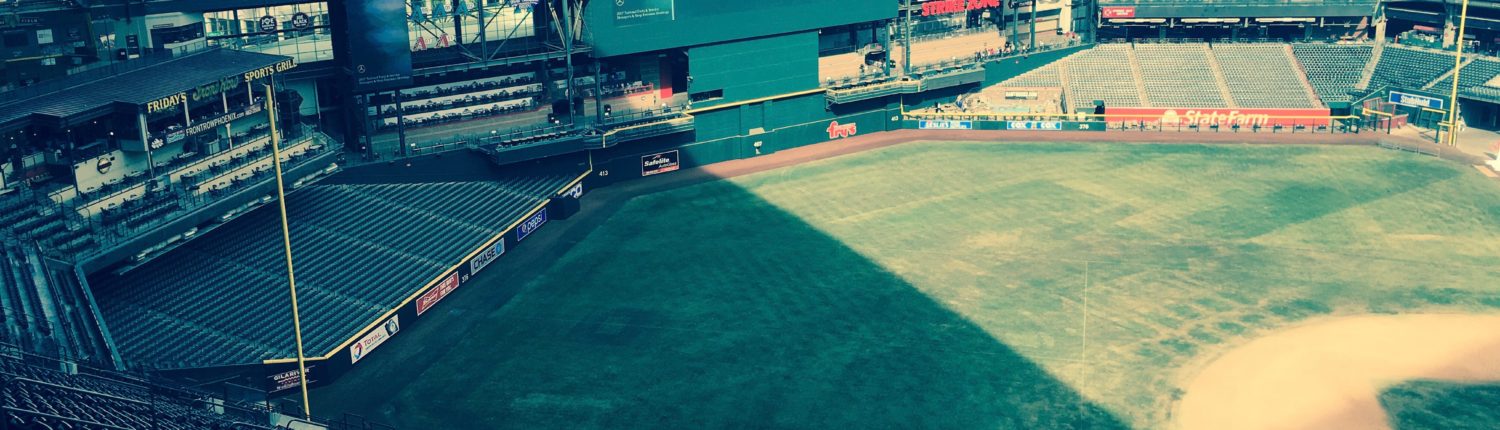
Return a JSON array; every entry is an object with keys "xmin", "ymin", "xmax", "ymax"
[
  {"xmin": 1126, "ymin": 46, "xmax": 1152, "ymax": 107},
  {"xmin": 1283, "ymin": 45, "xmax": 1325, "ymax": 107},
  {"xmin": 1203, "ymin": 44, "xmax": 1239, "ymax": 108}
]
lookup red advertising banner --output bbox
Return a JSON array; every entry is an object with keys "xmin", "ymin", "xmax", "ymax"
[
  {"xmin": 1101, "ymin": 6, "xmax": 1136, "ymax": 19},
  {"xmin": 416, "ymin": 272, "xmax": 461, "ymax": 316},
  {"xmin": 922, "ymin": 0, "xmax": 1001, "ymax": 16},
  {"xmin": 1106, "ymin": 107, "xmax": 1333, "ymax": 127}
]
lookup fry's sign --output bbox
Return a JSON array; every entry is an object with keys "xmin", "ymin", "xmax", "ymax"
[
  {"xmin": 827, "ymin": 121, "xmax": 858, "ymax": 139},
  {"xmin": 922, "ymin": 0, "xmax": 1001, "ymax": 16}
]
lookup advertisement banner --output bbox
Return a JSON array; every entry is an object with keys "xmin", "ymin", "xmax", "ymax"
[
  {"xmin": 919, "ymin": 120, "xmax": 973, "ymax": 130},
  {"xmin": 560, "ymin": 181, "xmax": 584, "ymax": 200},
  {"xmin": 1389, "ymin": 91, "xmax": 1444, "ymax": 110},
  {"xmin": 826, "ymin": 121, "xmax": 858, "ymax": 139},
  {"xmin": 267, "ymin": 365, "xmax": 316, "ymax": 394},
  {"xmin": 468, "ymin": 238, "xmax": 506, "ymax": 275},
  {"xmin": 641, "ymin": 150, "xmax": 681, "ymax": 177},
  {"xmin": 156, "ymin": 103, "xmax": 263, "ymax": 145},
  {"xmin": 921, "ymin": 0, "xmax": 1000, "ymax": 16},
  {"xmin": 345, "ymin": 0, "xmax": 413, "ymax": 92},
  {"xmin": 516, "ymin": 208, "xmax": 548, "ymax": 242},
  {"xmin": 1106, "ymin": 108, "xmax": 1332, "ymax": 127},
  {"xmin": 349, "ymin": 315, "xmax": 400, "ymax": 364},
  {"xmin": 416, "ymin": 272, "xmax": 460, "ymax": 316},
  {"xmin": 615, "ymin": 0, "xmax": 675, "ymax": 26},
  {"xmin": 1007, "ymin": 121, "xmax": 1063, "ymax": 131},
  {"xmin": 1102, "ymin": 6, "xmax": 1136, "ymax": 18}
]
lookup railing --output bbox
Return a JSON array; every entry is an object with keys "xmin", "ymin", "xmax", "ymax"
[
  {"xmin": 0, "ymin": 342, "xmax": 286, "ymax": 429},
  {"xmin": 80, "ymin": 129, "xmax": 335, "ymax": 254}
]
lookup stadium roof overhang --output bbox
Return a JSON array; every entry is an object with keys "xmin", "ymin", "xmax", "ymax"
[{"xmin": 0, "ymin": 49, "xmax": 294, "ymax": 131}]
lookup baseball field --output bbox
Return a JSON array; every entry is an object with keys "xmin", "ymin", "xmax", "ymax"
[{"xmin": 311, "ymin": 140, "xmax": 1500, "ymax": 429}]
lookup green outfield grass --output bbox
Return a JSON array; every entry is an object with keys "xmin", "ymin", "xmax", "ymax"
[
  {"xmin": 312, "ymin": 141, "xmax": 1500, "ymax": 429},
  {"xmin": 1381, "ymin": 381, "xmax": 1500, "ymax": 430}
]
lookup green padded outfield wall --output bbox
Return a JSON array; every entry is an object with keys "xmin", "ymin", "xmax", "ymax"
[
  {"xmin": 689, "ymin": 32, "xmax": 819, "ymax": 108},
  {"xmin": 583, "ymin": 0, "xmax": 896, "ymax": 57},
  {"xmin": 591, "ymin": 94, "xmax": 901, "ymax": 183}
]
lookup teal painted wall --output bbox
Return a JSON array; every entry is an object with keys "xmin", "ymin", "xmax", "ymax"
[
  {"xmin": 689, "ymin": 33, "xmax": 819, "ymax": 108},
  {"xmin": 583, "ymin": 0, "xmax": 895, "ymax": 57},
  {"xmin": 593, "ymin": 93, "xmax": 899, "ymax": 182}
]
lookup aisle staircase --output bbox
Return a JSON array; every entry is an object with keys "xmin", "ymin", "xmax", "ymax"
[
  {"xmin": 1284, "ymin": 45, "xmax": 1325, "ymax": 107},
  {"xmin": 1126, "ymin": 46, "xmax": 1152, "ymax": 107},
  {"xmin": 1203, "ymin": 44, "xmax": 1239, "ymax": 108},
  {"xmin": 1356, "ymin": 42, "xmax": 1385, "ymax": 91}
]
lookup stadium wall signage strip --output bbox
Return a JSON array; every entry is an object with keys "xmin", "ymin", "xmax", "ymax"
[
  {"xmin": 1105, "ymin": 108, "xmax": 1333, "ymax": 127},
  {"xmin": 415, "ymin": 237, "xmax": 508, "ymax": 316},
  {"xmin": 919, "ymin": 120, "xmax": 973, "ymax": 130}
]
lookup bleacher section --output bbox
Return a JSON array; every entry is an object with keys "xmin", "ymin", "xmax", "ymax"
[
  {"xmin": 90, "ymin": 161, "xmax": 579, "ymax": 368},
  {"xmin": 997, "ymin": 42, "xmax": 1343, "ymax": 112},
  {"xmin": 1134, "ymin": 43, "xmax": 1227, "ymax": 108},
  {"xmin": 1066, "ymin": 44, "xmax": 1143, "ymax": 111},
  {"xmin": 999, "ymin": 61, "xmax": 1063, "ymax": 88},
  {"xmin": 1366, "ymin": 45, "xmax": 1453, "ymax": 92},
  {"xmin": 1212, "ymin": 44, "xmax": 1318, "ymax": 108},
  {"xmin": 1291, "ymin": 43, "xmax": 1373, "ymax": 103},
  {"xmin": 1427, "ymin": 57, "xmax": 1500, "ymax": 94},
  {"xmin": 0, "ymin": 347, "xmax": 274, "ymax": 429},
  {"xmin": 0, "ymin": 242, "xmax": 111, "ymax": 366}
]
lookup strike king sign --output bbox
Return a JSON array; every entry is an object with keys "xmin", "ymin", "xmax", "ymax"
[{"xmin": 642, "ymin": 150, "xmax": 681, "ymax": 177}]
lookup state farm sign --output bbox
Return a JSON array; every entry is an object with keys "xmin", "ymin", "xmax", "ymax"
[
  {"xmin": 1101, "ymin": 6, "xmax": 1136, "ymax": 19},
  {"xmin": 922, "ymin": 0, "xmax": 1001, "ymax": 16},
  {"xmin": 1107, "ymin": 108, "xmax": 1332, "ymax": 127}
]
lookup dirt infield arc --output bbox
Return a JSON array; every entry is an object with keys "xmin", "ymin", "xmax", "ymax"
[{"xmin": 1177, "ymin": 314, "xmax": 1500, "ymax": 430}]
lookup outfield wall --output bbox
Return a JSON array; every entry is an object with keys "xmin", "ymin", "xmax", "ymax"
[{"xmin": 592, "ymin": 94, "xmax": 902, "ymax": 184}]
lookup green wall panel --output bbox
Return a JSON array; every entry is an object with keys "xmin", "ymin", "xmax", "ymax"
[
  {"xmin": 689, "ymin": 33, "xmax": 819, "ymax": 108},
  {"xmin": 584, "ymin": 0, "xmax": 895, "ymax": 57}
]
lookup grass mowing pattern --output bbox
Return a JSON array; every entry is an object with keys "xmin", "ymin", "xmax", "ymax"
[
  {"xmin": 316, "ymin": 142, "xmax": 1500, "ymax": 429},
  {"xmin": 1381, "ymin": 381, "xmax": 1500, "ymax": 430}
]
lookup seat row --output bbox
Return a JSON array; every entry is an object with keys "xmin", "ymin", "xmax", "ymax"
[{"xmin": 91, "ymin": 172, "xmax": 578, "ymax": 368}]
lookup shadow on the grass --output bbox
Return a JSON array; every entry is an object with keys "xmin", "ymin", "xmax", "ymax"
[{"xmin": 307, "ymin": 173, "xmax": 1133, "ymax": 430}]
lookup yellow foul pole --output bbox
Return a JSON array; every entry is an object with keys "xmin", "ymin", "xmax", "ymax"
[
  {"xmin": 264, "ymin": 84, "xmax": 313, "ymax": 419},
  {"xmin": 1448, "ymin": 0, "xmax": 1470, "ymax": 147}
]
